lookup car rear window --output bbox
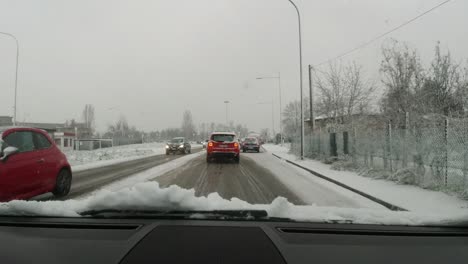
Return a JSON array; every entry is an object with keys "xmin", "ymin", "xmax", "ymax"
[
  {"xmin": 245, "ymin": 138, "xmax": 257, "ymax": 143},
  {"xmin": 211, "ymin": 134, "xmax": 235, "ymax": 142}
]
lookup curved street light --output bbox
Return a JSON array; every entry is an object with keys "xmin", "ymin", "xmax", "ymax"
[
  {"xmin": 256, "ymin": 72, "xmax": 282, "ymax": 145},
  {"xmin": 224, "ymin": 100, "xmax": 230, "ymax": 127},
  {"xmin": 0, "ymin": 31, "xmax": 19, "ymax": 126},
  {"xmin": 285, "ymin": 0, "xmax": 305, "ymax": 160}
]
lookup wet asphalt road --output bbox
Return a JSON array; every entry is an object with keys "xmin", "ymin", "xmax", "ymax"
[{"xmin": 155, "ymin": 152, "xmax": 306, "ymax": 205}]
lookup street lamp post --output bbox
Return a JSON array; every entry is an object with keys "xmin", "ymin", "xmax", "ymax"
[
  {"xmin": 256, "ymin": 72, "xmax": 282, "ymax": 145},
  {"xmin": 224, "ymin": 100, "xmax": 230, "ymax": 128},
  {"xmin": 0, "ymin": 31, "xmax": 19, "ymax": 126},
  {"xmin": 286, "ymin": 0, "xmax": 304, "ymax": 160}
]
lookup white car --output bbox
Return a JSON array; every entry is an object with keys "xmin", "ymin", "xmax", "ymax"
[{"xmin": 202, "ymin": 139, "xmax": 208, "ymax": 149}]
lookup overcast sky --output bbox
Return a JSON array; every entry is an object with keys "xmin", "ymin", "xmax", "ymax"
[{"xmin": 0, "ymin": 0, "xmax": 467, "ymax": 133}]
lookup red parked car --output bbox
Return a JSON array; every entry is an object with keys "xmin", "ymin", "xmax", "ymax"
[
  {"xmin": 0, "ymin": 127, "xmax": 72, "ymax": 202},
  {"xmin": 206, "ymin": 132, "xmax": 240, "ymax": 163}
]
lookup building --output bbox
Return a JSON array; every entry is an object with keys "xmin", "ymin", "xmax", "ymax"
[
  {"xmin": 6, "ymin": 119, "xmax": 111, "ymax": 151},
  {"xmin": 53, "ymin": 131, "xmax": 77, "ymax": 151}
]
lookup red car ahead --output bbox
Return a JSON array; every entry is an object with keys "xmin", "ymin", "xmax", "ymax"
[
  {"xmin": 0, "ymin": 127, "xmax": 72, "ymax": 202},
  {"xmin": 206, "ymin": 132, "xmax": 240, "ymax": 163}
]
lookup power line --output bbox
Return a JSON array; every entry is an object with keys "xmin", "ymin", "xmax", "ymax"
[{"xmin": 313, "ymin": 0, "xmax": 453, "ymax": 67}]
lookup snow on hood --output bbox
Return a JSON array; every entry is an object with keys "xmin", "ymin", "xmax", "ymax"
[{"xmin": 1, "ymin": 182, "xmax": 468, "ymax": 226}]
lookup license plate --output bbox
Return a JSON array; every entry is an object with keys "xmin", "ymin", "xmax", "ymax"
[
  {"xmin": 219, "ymin": 145, "xmax": 228, "ymax": 148},
  {"xmin": 248, "ymin": 146, "xmax": 254, "ymax": 149}
]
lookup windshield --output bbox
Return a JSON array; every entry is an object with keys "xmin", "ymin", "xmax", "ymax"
[{"xmin": 0, "ymin": 0, "xmax": 468, "ymax": 227}]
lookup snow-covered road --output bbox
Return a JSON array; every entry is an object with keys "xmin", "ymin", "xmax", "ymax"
[
  {"xmin": 153, "ymin": 148, "xmax": 386, "ymax": 209},
  {"xmin": 15, "ymin": 143, "xmax": 468, "ymax": 225}
]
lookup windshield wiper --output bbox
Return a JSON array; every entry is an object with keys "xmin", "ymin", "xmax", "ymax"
[{"xmin": 78, "ymin": 209, "xmax": 286, "ymax": 221}]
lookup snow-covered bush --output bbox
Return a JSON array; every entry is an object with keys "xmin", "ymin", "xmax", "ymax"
[
  {"xmin": 391, "ymin": 168, "xmax": 417, "ymax": 185},
  {"xmin": 360, "ymin": 168, "xmax": 391, "ymax": 180},
  {"xmin": 330, "ymin": 160, "xmax": 358, "ymax": 171}
]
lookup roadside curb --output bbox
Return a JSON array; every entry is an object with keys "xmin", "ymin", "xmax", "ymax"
[{"xmin": 271, "ymin": 153, "xmax": 407, "ymax": 212}]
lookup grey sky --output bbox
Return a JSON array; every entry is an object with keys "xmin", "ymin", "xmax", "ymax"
[{"xmin": 0, "ymin": 0, "xmax": 467, "ymax": 133}]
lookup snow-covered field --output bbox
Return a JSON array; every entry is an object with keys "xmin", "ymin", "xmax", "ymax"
[{"xmin": 262, "ymin": 144, "xmax": 468, "ymax": 217}]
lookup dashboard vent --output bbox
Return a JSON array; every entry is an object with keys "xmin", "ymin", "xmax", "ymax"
[
  {"xmin": 278, "ymin": 227, "xmax": 468, "ymax": 237},
  {"xmin": 0, "ymin": 222, "xmax": 141, "ymax": 230}
]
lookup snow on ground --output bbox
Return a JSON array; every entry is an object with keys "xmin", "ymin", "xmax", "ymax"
[
  {"xmin": 64, "ymin": 142, "xmax": 202, "ymax": 172},
  {"xmin": 2, "ymin": 180, "xmax": 468, "ymax": 226},
  {"xmin": 243, "ymin": 151, "xmax": 386, "ymax": 210},
  {"xmin": 262, "ymin": 144, "xmax": 468, "ymax": 217},
  {"xmin": 2, "ymin": 144, "xmax": 468, "ymax": 225},
  {"xmin": 79, "ymin": 151, "xmax": 206, "ymax": 198}
]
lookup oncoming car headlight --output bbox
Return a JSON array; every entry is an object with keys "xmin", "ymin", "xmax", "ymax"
[
  {"xmin": 165, "ymin": 145, "xmax": 169, "ymax": 149},
  {"xmin": 179, "ymin": 144, "xmax": 184, "ymax": 148}
]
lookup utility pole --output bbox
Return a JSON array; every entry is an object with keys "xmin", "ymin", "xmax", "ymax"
[
  {"xmin": 308, "ymin": 65, "xmax": 315, "ymax": 131},
  {"xmin": 278, "ymin": 72, "xmax": 283, "ymax": 146},
  {"xmin": 0, "ymin": 31, "xmax": 19, "ymax": 126}
]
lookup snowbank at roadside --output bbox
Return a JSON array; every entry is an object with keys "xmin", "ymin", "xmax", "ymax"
[
  {"xmin": 80, "ymin": 151, "xmax": 206, "ymax": 197},
  {"xmin": 262, "ymin": 144, "xmax": 468, "ymax": 216},
  {"xmin": 64, "ymin": 142, "xmax": 202, "ymax": 172},
  {"xmin": 2, "ymin": 180, "xmax": 468, "ymax": 226}
]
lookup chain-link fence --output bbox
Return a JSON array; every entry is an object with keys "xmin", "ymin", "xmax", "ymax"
[{"xmin": 290, "ymin": 115, "xmax": 468, "ymax": 196}]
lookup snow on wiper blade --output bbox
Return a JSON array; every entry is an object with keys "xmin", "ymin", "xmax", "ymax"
[{"xmin": 79, "ymin": 209, "xmax": 270, "ymax": 219}]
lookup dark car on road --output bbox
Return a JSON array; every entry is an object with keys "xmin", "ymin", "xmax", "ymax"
[
  {"xmin": 0, "ymin": 127, "xmax": 72, "ymax": 202},
  {"xmin": 206, "ymin": 132, "xmax": 240, "ymax": 163},
  {"xmin": 166, "ymin": 137, "xmax": 191, "ymax": 155},
  {"xmin": 242, "ymin": 137, "xmax": 260, "ymax": 153}
]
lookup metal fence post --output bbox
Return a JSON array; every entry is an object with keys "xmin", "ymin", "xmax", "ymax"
[
  {"xmin": 403, "ymin": 112, "xmax": 409, "ymax": 167},
  {"xmin": 330, "ymin": 132, "xmax": 337, "ymax": 157},
  {"xmin": 352, "ymin": 127, "xmax": 357, "ymax": 165},
  {"xmin": 445, "ymin": 118, "xmax": 449, "ymax": 186},
  {"xmin": 343, "ymin": 131, "xmax": 349, "ymax": 155},
  {"xmin": 464, "ymin": 120, "xmax": 468, "ymax": 189},
  {"xmin": 318, "ymin": 126, "xmax": 321, "ymax": 156},
  {"xmin": 387, "ymin": 121, "xmax": 393, "ymax": 172}
]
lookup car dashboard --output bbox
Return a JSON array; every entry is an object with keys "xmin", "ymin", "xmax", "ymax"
[{"xmin": 1, "ymin": 216, "xmax": 468, "ymax": 264}]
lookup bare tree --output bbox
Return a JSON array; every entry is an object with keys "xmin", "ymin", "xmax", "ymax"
[
  {"xmin": 82, "ymin": 104, "xmax": 95, "ymax": 135},
  {"xmin": 344, "ymin": 62, "xmax": 375, "ymax": 119},
  {"xmin": 260, "ymin": 128, "xmax": 270, "ymax": 141},
  {"xmin": 416, "ymin": 42, "xmax": 465, "ymax": 117},
  {"xmin": 314, "ymin": 62, "xmax": 374, "ymax": 124},
  {"xmin": 282, "ymin": 97, "xmax": 310, "ymax": 138},
  {"xmin": 107, "ymin": 115, "xmax": 129, "ymax": 138},
  {"xmin": 181, "ymin": 110, "xmax": 196, "ymax": 140},
  {"xmin": 379, "ymin": 39, "xmax": 424, "ymax": 125}
]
